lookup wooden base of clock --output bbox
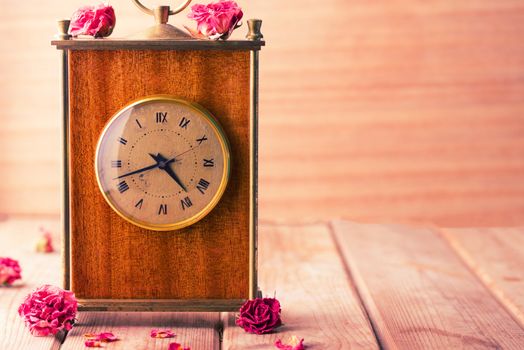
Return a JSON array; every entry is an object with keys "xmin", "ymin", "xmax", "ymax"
[{"xmin": 53, "ymin": 40, "xmax": 263, "ymax": 311}]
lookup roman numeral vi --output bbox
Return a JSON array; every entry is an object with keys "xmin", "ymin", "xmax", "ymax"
[{"xmin": 181, "ymin": 196, "xmax": 193, "ymax": 210}]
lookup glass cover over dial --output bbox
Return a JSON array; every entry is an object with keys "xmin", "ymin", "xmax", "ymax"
[{"xmin": 95, "ymin": 96, "xmax": 230, "ymax": 231}]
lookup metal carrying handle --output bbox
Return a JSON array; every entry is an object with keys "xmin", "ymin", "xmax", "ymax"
[{"xmin": 132, "ymin": 0, "xmax": 192, "ymax": 16}]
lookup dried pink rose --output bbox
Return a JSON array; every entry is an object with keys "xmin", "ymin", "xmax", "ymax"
[
  {"xmin": 68, "ymin": 3, "xmax": 116, "ymax": 38},
  {"xmin": 84, "ymin": 332, "xmax": 118, "ymax": 342},
  {"xmin": 18, "ymin": 285, "xmax": 77, "ymax": 336},
  {"xmin": 36, "ymin": 227, "xmax": 54, "ymax": 253},
  {"xmin": 187, "ymin": 0, "xmax": 243, "ymax": 40},
  {"xmin": 169, "ymin": 342, "xmax": 190, "ymax": 350},
  {"xmin": 275, "ymin": 336, "xmax": 305, "ymax": 350},
  {"xmin": 151, "ymin": 329, "xmax": 176, "ymax": 338},
  {"xmin": 236, "ymin": 297, "xmax": 282, "ymax": 334},
  {"xmin": 0, "ymin": 257, "xmax": 22, "ymax": 286}
]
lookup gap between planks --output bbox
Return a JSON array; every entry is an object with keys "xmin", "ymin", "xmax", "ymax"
[
  {"xmin": 438, "ymin": 227, "xmax": 524, "ymax": 330},
  {"xmin": 332, "ymin": 220, "xmax": 524, "ymax": 350},
  {"xmin": 222, "ymin": 223, "xmax": 379, "ymax": 349}
]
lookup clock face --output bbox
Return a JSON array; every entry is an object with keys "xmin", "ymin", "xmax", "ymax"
[{"xmin": 95, "ymin": 96, "xmax": 230, "ymax": 231}]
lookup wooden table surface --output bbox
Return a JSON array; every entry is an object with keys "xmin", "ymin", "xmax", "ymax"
[{"xmin": 1, "ymin": 219, "xmax": 524, "ymax": 349}]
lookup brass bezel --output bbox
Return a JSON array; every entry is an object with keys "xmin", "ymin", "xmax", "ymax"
[{"xmin": 94, "ymin": 95, "xmax": 231, "ymax": 232}]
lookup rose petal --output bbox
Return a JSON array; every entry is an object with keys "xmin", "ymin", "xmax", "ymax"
[
  {"xmin": 151, "ymin": 329, "xmax": 176, "ymax": 338},
  {"xmin": 84, "ymin": 332, "xmax": 118, "ymax": 342},
  {"xmin": 85, "ymin": 340, "xmax": 104, "ymax": 347},
  {"xmin": 168, "ymin": 342, "xmax": 191, "ymax": 350},
  {"xmin": 275, "ymin": 336, "xmax": 305, "ymax": 350}
]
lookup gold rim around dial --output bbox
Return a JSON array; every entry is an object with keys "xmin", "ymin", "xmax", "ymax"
[{"xmin": 94, "ymin": 95, "xmax": 231, "ymax": 231}]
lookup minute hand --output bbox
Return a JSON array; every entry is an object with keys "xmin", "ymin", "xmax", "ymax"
[{"xmin": 113, "ymin": 159, "xmax": 174, "ymax": 180}]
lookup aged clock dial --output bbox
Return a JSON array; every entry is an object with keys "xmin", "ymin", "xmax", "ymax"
[{"xmin": 95, "ymin": 96, "xmax": 230, "ymax": 231}]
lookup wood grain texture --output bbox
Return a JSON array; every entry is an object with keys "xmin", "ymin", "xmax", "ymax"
[
  {"xmin": 60, "ymin": 312, "xmax": 220, "ymax": 350},
  {"xmin": 68, "ymin": 50, "xmax": 251, "ymax": 300},
  {"xmin": 332, "ymin": 220, "xmax": 524, "ymax": 349},
  {"xmin": 0, "ymin": 219, "xmax": 63, "ymax": 350},
  {"xmin": 440, "ymin": 227, "xmax": 524, "ymax": 328},
  {"xmin": 3, "ymin": 0, "xmax": 524, "ymax": 226},
  {"xmin": 222, "ymin": 223, "xmax": 379, "ymax": 350}
]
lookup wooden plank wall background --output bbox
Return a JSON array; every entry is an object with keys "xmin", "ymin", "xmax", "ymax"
[{"xmin": 1, "ymin": 0, "xmax": 523, "ymax": 227}]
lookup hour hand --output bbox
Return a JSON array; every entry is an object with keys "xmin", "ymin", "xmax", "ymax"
[
  {"xmin": 149, "ymin": 153, "xmax": 188, "ymax": 192},
  {"xmin": 163, "ymin": 164, "xmax": 188, "ymax": 192}
]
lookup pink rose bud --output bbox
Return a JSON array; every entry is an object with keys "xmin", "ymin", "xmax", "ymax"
[
  {"xmin": 0, "ymin": 257, "xmax": 22, "ymax": 286},
  {"xmin": 68, "ymin": 3, "xmax": 116, "ymax": 38},
  {"xmin": 18, "ymin": 285, "xmax": 78, "ymax": 336},
  {"xmin": 36, "ymin": 227, "xmax": 54, "ymax": 253},
  {"xmin": 187, "ymin": 0, "xmax": 243, "ymax": 40},
  {"xmin": 236, "ymin": 297, "xmax": 282, "ymax": 334}
]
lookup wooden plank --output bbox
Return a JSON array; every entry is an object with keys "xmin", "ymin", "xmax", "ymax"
[
  {"xmin": 222, "ymin": 223, "xmax": 379, "ymax": 349},
  {"xmin": 332, "ymin": 220, "xmax": 524, "ymax": 349},
  {"xmin": 60, "ymin": 312, "xmax": 220, "ymax": 350},
  {"xmin": 0, "ymin": 219, "xmax": 63, "ymax": 350},
  {"xmin": 440, "ymin": 227, "xmax": 524, "ymax": 328}
]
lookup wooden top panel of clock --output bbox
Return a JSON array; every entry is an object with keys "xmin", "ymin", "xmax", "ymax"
[{"xmin": 51, "ymin": 39, "xmax": 264, "ymax": 51}]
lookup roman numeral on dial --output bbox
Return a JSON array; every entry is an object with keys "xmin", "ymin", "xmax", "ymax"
[
  {"xmin": 111, "ymin": 160, "xmax": 122, "ymax": 168},
  {"xmin": 179, "ymin": 117, "xmax": 190, "ymax": 129},
  {"xmin": 135, "ymin": 198, "xmax": 143, "ymax": 209},
  {"xmin": 196, "ymin": 135, "xmax": 208, "ymax": 145},
  {"xmin": 203, "ymin": 158, "xmax": 214, "ymax": 167},
  {"xmin": 156, "ymin": 112, "xmax": 167, "ymax": 123},
  {"xmin": 181, "ymin": 196, "xmax": 193, "ymax": 210},
  {"xmin": 196, "ymin": 178, "xmax": 210, "ymax": 194},
  {"xmin": 117, "ymin": 181, "xmax": 129, "ymax": 193},
  {"xmin": 118, "ymin": 137, "xmax": 127, "ymax": 145},
  {"xmin": 158, "ymin": 204, "xmax": 167, "ymax": 215}
]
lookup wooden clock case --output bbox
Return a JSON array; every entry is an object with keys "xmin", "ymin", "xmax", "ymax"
[{"xmin": 51, "ymin": 38, "xmax": 264, "ymax": 311}]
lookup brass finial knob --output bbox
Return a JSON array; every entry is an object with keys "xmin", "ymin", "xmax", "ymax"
[
  {"xmin": 153, "ymin": 6, "xmax": 171, "ymax": 24},
  {"xmin": 246, "ymin": 19, "xmax": 263, "ymax": 41},
  {"xmin": 128, "ymin": 0, "xmax": 193, "ymax": 39},
  {"xmin": 56, "ymin": 20, "xmax": 71, "ymax": 40}
]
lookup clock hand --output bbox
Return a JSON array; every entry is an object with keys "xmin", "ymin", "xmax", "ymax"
[
  {"xmin": 149, "ymin": 153, "xmax": 188, "ymax": 192},
  {"xmin": 165, "ymin": 143, "xmax": 202, "ymax": 163},
  {"xmin": 113, "ymin": 158, "xmax": 175, "ymax": 180}
]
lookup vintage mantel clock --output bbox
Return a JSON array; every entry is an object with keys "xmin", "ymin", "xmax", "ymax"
[{"xmin": 51, "ymin": 0, "xmax": 264, "ymax": 311}]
